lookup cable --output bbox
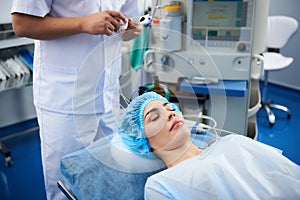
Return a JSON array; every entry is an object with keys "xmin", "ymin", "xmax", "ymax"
[
  {"xmin": 186, "ymin": 111, "xmax": 240, "ymax": 137},
  {"xmin": 189, "ymin": 122, "xmax": 239, "ymax": 136},
  {"xmin": 184, "ymin": 113, "xmax": 217, "ymax": 128},
  {"xmin": 151, "ymin": 0, "xmax": 159, "ymax": 20},
  {"xmin": 186, "ymin": 114, "xmax": 240, "ymax": 159},
  {"xmin": 211, "ymin": 127, "xmax": 239, "ymax": 136}
]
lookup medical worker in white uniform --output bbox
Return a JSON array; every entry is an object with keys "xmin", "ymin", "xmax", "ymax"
[{"xmin": 11, "ymin": 1, "xmax": 141, "ymax": 199}]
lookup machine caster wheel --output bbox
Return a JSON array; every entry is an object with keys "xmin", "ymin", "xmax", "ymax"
[
  {"xmin": 5, "ymin": 156, "xmax": 12, "ymax": 167},
  {"xmin": 269, "ymin": 122, "xmax": 274, "ymax": 128},
  {"xmin": 288, "ymin": 113, "xmax": 292, "ymax": 119}
]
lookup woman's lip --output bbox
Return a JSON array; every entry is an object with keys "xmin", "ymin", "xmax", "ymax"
[{"xmin": 170, "ymin": 121, "xmax": 184, "ymax": 131}]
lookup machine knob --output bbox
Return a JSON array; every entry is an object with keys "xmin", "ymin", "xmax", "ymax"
[
  {"xmin": 161, "ymin": 34, "xmax": 169, "ymax": 40},
  {"xmin": 237, "ymin": 43, "xmax": 246, "ymax": 52}
]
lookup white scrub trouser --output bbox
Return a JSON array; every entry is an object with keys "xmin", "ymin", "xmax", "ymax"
[{"xmin": 36, "ymin": 107, "xmax": 117, "ymax": 200}]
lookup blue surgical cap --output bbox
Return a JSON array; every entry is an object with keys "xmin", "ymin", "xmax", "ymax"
[{"xmin": 118, "ymin": 92, "xmax": 180, "ymax": 159}]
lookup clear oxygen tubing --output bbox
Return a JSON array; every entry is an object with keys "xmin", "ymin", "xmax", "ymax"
[
  {"xmin": 185, "ymin": 112, "xmax": 240, "ymax": 137},
  {"xmin": 186, "ymin": 113, "xmax": 240, "ymax": 159}
]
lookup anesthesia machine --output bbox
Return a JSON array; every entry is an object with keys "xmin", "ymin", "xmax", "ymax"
[{"xmin": 121, "ymin": 0, "xmax": 270, "ymax": 137}]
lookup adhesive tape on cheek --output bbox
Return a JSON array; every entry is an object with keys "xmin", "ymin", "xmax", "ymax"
[{"xmin": 120, "ymin": 18, "xmax": 129, "ymax": 30}]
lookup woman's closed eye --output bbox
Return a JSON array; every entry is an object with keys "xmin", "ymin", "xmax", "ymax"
[
  {"xmin": 149, "ymin": 112, "xmax": 159, "ymax": 122},
  {"xmin": 144, "ymin": 103, "xmax": 175, "ymax": 123}
]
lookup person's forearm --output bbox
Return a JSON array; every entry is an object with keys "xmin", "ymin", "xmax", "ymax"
[{"xmin": 12, "ymin": 13, "xmax": 84, "ymax": 40}]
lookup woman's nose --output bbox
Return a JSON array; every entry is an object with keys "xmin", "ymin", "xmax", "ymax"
[{"xmin": 168, "ymin": 112, "xmax": 176, "ymax": 120}]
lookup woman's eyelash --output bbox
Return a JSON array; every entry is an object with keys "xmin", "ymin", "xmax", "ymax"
[
  {"xmin": 149, "ymin": 113, "xmax": 159, "ymax": 121},
  {"xmin": 152, "ymin": 116, "xmax": 159, "ymax": 121}
]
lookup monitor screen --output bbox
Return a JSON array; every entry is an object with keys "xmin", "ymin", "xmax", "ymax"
[{"xmin": 192, "ymin": 0, "xmax": 247, "ymax": 41}]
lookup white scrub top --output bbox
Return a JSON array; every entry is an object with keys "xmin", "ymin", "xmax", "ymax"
[
  {"xmin": 11, "ymin": 0, "xmax": 138, "ymax": 114},
  {"xmin": 145, "ymin": 135, "xmax": 300, "ymax": 200}
]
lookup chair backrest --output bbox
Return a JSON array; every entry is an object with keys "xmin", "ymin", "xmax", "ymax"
[{"xmin": 266, "ymin": 16, "xmax": 298, "ymax": 49}]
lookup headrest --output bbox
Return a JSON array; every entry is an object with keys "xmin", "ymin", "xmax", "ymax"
[{"xmin": 110, "ymin": 133, "xmax": 166, "ymax": 173}]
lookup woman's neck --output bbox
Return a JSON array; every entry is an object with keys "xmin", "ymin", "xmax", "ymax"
[{"xmin": 156, "ymin": 142, "xmax": 201, "ymax": 168}]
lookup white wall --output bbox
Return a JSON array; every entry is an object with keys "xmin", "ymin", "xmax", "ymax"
[
  {"xmin": 138, "ymin": 0, "xmax": 152, "ymax": 15},
  {"xmin": 0, "ymin": 0, "xmax": 12, "ymax": 24},
  {"xmin": 268, "ymin": 0, "xmax": 300, "ymax": 91}
]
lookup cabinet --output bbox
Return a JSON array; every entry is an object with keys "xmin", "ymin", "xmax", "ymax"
[{"xmin": 0, "ymin": 1, "xmax": 37, "ymax": 166}]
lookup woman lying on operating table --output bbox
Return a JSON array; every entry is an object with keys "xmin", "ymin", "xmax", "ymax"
[{"xmin": 118, "ymin": 91, "xmax": 300, "ymax": 200}]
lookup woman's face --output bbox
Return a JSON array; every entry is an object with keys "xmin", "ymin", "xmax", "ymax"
[{"xmin": 143, "ymin": 100, "xmax": 191, "ymax": 151}]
